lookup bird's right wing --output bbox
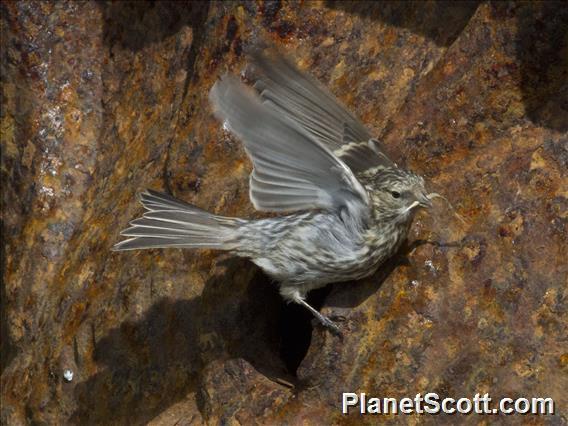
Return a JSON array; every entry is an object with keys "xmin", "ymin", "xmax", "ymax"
[{"xmin": 209, "ymin": 75, "xmax": 370, "ymax": 219}]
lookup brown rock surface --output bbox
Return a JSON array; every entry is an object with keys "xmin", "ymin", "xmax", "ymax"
[{"xmin": 1, "ymin": 1, "xmax": 566, "ymax": 424}]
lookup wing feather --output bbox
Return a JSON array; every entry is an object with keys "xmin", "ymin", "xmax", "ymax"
[
  {"xmin": 249, "ymin": 47, "xmax": 394, "ymax": 173},
  {"xmin": 209, "ymin": 75, "xmax": 369, "ymax": 217}
]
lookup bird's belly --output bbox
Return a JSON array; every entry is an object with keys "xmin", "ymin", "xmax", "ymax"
[
  {"xmin": 246, "ymin": 212, "xmax": 406, "ymax": 290},
  {"xmin": 252, "ymin": 243, "xmax": 386, "ymax": 287}
]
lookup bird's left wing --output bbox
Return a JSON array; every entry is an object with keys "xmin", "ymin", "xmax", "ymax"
[
  {"xmin": 249, "ymin": 47, "xmax": 395, "ymax": 175},
  {"xmin": 209, "ymin": 75, "xmax": 369, "ymax": 218}
]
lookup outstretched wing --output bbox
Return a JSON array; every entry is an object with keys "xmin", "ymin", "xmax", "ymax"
[
  {"xmin": 209, "ymin": 75, "xmax": 369, "ymax": 219},
  {"xmin": 249, "ymin": 47, "xmax": 394, "ymax": 174}
]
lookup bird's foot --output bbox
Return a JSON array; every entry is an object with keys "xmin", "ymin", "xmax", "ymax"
[
  {"xmin": 315, "ymin": 314, "xmax": 342, "ymax": 335},
  {"xmin": 291, "ymin": 292, "xmax": 343, "ymax": 336}
]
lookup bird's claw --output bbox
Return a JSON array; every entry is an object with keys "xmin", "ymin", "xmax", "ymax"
[{"xmin": 317, "ymin": 316, "xmax": 342, "ymax": 335}]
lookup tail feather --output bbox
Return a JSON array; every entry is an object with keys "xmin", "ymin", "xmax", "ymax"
[
  {"xmin": 113, "ymin": 190, "xmax": 244, "ymax": 251},
  {"xmin": 139, "ymin": 190, "xmax": 202, "ymax": 212}
]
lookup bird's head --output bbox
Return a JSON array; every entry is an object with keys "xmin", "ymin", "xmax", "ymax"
[{"xmin": 360, "ymin": 168, "xmax": 434, "ymax": 223}]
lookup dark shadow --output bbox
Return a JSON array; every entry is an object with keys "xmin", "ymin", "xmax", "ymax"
[
  {"xmin": 72, "ymin": 298, "xmax": 202, "ymax": 424},
  {"xmin": 513, "ymin": 2, "xmax": 568, "ymax": 132},
  {"xmin": 325, "ymin": 1, "xmax": 481, "ymax": 47},
  {"xmin": 279, "ymin": 286, "xmax": 332, "ymax": 373},
  {"xmin": 99, "ymin": 1, "xmax": 209, "ymax": 53},
  {"xmin": 71, "ymin": 258, "xmax": 288, "ymax": 425},
  {"xmin": 98, "ymin": 1, "xmax": 210, "ymax": 101}
]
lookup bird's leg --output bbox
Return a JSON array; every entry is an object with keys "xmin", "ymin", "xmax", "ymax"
[{"xmin": 289, "ymin": 291, "xmax": 341, "ymax": 335}]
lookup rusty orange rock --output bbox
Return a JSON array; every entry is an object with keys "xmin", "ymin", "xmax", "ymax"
[{"xmin": 1, "ymin": 1, "xmax": 566, "ymax": 424}]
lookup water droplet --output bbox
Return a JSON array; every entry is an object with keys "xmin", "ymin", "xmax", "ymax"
[
  {"xmin": 424, "ymin": 260, "xmax": 437, "ymax": 274},
  {"xmin": 63, "ymin": 369, "xmax": 73, "ymax": 382}
]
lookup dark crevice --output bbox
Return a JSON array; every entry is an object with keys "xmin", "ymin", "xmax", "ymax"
[
  {"xmin": 228, "ymin": 268, "xmax": 333, "ymax": 380},
  {"xmin": 234, "ymin": 267, "xmax": 336, "ymax": 379},
  {"xmin": 0, "ymin": 233, "xmax": 15, "ymax": 375},
  {"xmin": 181, "ymin": 2, "xmax": 211, "ymax": 101},
  {"xmin": 278, "ymin": 286, "xmax": 332, "ymax": 375}
]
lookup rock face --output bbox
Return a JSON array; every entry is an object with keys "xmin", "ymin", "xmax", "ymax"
[{"xmin": 1, "ymin": 1, "xmax": 566, "ymax": 424}]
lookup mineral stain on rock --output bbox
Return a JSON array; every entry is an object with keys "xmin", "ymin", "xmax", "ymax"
[{"xmin": 1, "ymin": 1, "xmax": 567, "ymax": 424}]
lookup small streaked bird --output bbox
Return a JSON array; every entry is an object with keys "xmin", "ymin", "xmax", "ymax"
[{"xmin": 114, "ymin": 47, "xmax": 440, "ymax": 333}]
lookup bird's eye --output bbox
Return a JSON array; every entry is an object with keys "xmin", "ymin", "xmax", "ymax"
[{"xmin": 391, "ymin": 191, "xmax": 401, "ymax": 199}]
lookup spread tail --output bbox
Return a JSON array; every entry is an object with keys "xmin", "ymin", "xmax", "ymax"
[{"xmin": 112, "ymin": 190, "xmax": 244, "ymax": 251}]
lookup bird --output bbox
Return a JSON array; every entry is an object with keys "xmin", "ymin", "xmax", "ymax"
[{"xmin": 113, "ymin": 47, "xmax": 440, "ymax": 334}]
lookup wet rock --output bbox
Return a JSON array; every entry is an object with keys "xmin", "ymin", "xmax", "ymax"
[{"xmin": 1, "ymin": 1, "xmax": 566, "ymax": 424}]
